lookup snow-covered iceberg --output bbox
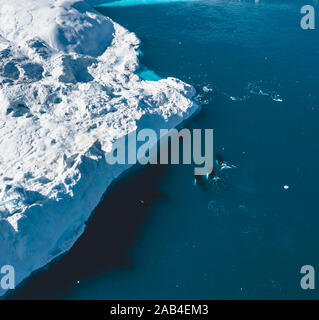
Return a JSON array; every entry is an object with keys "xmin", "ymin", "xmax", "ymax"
[{"xmin": 0, "ymin": 0, "xmax": 199, "ymax": 296}]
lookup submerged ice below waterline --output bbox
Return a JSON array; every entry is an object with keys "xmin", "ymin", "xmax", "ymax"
[{"xmin": 95, "ymin": 0, "xmax": 201, "ymax": 7}]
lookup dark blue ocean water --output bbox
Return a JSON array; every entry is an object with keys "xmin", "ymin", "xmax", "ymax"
[{"xmin": 10, "ymin": 0, "xmax": 319, "ymax": 299}]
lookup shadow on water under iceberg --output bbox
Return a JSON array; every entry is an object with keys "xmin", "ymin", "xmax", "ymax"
[{"xmin": 7, "ymin": 164, "xmax": 168, "ymax": 300}]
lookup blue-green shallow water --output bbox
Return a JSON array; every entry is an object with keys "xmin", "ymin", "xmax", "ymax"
[{"xmin": 9, "ymin": 0, "xmax": 319, "ymax": 299}]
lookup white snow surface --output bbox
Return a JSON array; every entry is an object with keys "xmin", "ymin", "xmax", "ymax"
[{"xmin": 0, "ymin": 0, "xmax": 199, "ymax": 296}]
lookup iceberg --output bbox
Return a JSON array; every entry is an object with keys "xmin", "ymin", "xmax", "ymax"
[{"xmin": 0, "ymin": 0, "xmax": 199, "ymax": 296}]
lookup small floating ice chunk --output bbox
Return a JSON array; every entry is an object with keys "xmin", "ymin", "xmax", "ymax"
[
  {"xmin": 202, "ymin": 85, "xmax": 213, "ymax": 93},
  {"xmin": 273, "ymin": 97, "xmax": 283, "ymax": 103}
]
